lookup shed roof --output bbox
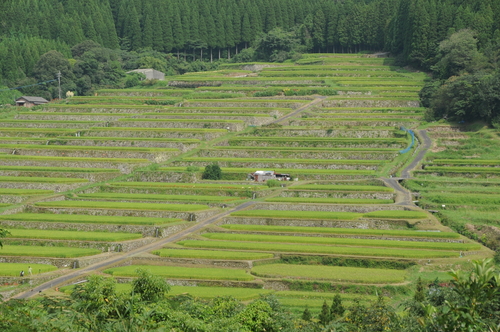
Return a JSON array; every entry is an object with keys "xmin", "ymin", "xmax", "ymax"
[{"xmin": 16, "ymin": 96, "xmax": 49, "ymax": 104}]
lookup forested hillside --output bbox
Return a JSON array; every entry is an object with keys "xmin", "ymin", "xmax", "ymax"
[{"xmin": 1, "ymin": 0, "xmax": 500, "ymax": 115}]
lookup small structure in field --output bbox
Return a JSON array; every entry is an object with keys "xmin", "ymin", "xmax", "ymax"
[
  {"xmin": 15, "ymin": 96, "xmax": 49, "ymax": 107},
  {"xmin": 249, "ymin": 170, "xmax": 291, "ymax": 182},
  {"xmin": 126, "ymin": 68, "xmax": 165, "ymax": 81}
]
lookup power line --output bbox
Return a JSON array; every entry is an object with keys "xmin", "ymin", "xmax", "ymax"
[{"xmin": 0, "ymin": 79, "xmax": 58, "ymax": 92}]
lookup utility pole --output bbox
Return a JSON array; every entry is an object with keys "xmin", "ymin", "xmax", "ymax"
[{"xmin": 57, "ymin": 71, "xmax": 61, "ymax": 99}]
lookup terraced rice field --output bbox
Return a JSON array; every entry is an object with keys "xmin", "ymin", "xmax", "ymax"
[{"xmin": 0, "ymin": 53, "xmax": 489, "ymax": 315}]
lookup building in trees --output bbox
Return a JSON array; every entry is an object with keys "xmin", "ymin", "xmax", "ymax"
[
  {"xmin": 126, "ymin": 68, "xmax": 165, "ymax": 80},
  {"xmin": 15, "ymin": 96, "xmax": 49, "ymax": 107}
]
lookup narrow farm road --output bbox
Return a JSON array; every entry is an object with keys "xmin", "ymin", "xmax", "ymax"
[
  {"xmin": 12, "ymin": 201, "xmax": 257, "ymax": 300},
  {"xmin": 381, "ymin": 130, "xmax": 431, "ymax": 206},
  {"xmin": 270, "ymin": 96, "xmax": 326, "ymax": 124}
]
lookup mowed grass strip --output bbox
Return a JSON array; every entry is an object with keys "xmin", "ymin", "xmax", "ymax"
[
  {"xmin": 251, "ymin": 264, "xmax": 406, "ymax": 283},
  {"xmin": 290, "ymin": 185, "xmax": 393, "ymax": 192},
  {"xmin": 220, "ymin": 224, "xmax": 460, "ymax": 239},
  {"xmin": 0, "ymin": 166, "xmax": 119, "ymax": 173},
  {"xmin": 0, "ymin": 176, "xmax": 88, "ymax": 183},
  {"xmin": 0, "ymin": 213, "xmax": 182, "ymax": 225},
  {"xmin": 362, "ymin": 210, "xmax": 428, "ymax": 219},
  {"xmin": 420, "ymin": 193, "xmax": 500, "ymax": 205},
  {"xmin": 264, "ymin": 197, "xmax": 393, "ymax": 204},
  {"xmin": 432, "ymin": 159, "xmax": 500, "ymax": 166},
  {"xmin": 201, "ymin": 233, "xmax": 478, "ymax": 251},
  {"xmin": 152, "ymin": 248, "xmax": 274, "ymax": 260},
  {"xmin": 231, "ymin": 210, "xmax": 362, "ymax": 220},
  {"xmin": 77, "ymin": 193, "xmax": 243, "ymax": 202},
  {"xmin": 109, "ymin": 182, "xmax": 266, "ymax": 190},
  {"xmin": 177, "ymin": 240, "xmax": 458, "ymax": 258},
  {"xmin": 34, "ymin": 201, "xmax": 210, "ymax": 211},
  {"xmin": 6, "ymin": 228, "xmax": 142, "ymax": 241},
  {"xmin": 104, "ymin": 265, "xmax": 253, "ymax": 281},
  {"xmin": 0, "ymin": 188, "xmax": 54, "ymax": 195},
  {"xmin": 0, "ymin": 263, "xmax": 57, "ymax": 276},
  {"xmin": 0, "ymin": 245, "xmax": 101, "ymax": 258}
]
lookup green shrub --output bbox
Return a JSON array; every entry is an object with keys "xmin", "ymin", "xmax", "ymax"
[
  {"xmin": 202, "ymin": 163, "xmax": 222, "ymax": 180},
  {"xmin": 266, "ymin": 180, "xmax": 281, "ymax": 188}
]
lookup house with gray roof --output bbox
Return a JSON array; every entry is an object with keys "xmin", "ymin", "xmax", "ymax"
[{"xmin": 126, "ymin": 68, "xmax": 165, "ymax": 81}]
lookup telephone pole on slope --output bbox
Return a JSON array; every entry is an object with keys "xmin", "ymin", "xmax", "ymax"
[{"xmin": 57, "ymin": 71, "xmax": 61, "ymax": 99}]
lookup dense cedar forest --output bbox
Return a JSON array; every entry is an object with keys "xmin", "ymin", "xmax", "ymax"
[{"xmin": 0, "ymin": 0, "xmax": 499, "ymax": 116}]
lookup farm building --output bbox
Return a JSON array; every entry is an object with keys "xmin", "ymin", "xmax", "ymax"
[
  {"xmin": 249, "ymin": 170, "xmax": 291, "ymax": 182},
  {"xmin": 126, "ymin": 68, "xmax": 165, "ymax": 80},
  {"xmin": 15, "ymin": 96, "xmax": 49, "ymax": 107}
]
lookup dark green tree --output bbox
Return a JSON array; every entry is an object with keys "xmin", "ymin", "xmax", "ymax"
[
  {"xmin": 202, "ymin": 163, "xmax": 222, "ymax": 180},
  {"xmin": 318, "ymin": 300, "xmax": 331, "ymax": 325}
]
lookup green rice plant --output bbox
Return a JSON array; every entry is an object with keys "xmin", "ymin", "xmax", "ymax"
[
  {"xmin": 6, "ymin": 228, "xmax": 142, "ymax": 241},
  {"xmin": 0, "ymin": 176, "xmax": 88, "ymax": 183},
  {"xmin": 210, "ymin": 146, "xmax": 400, "ymax": 152},
  {"xmin": 181, "ymin": 157, "xmax": 383, "ymax": 165},
  {"xmin": 420, "ymin": 193, "xmax": 500, "ymax": 205},
  {"xmin": 117, "ymin": 118, "xmax": 243, "ymax": 123},
  {"xmin": 177, "ymin": 240, "xmax": 459, "ymax": 258},
  {"xmin": 104, "ymin": 265, "xmax": 253, "ymax": 281},
  {"xmin": 0, "ymin": 245, "xmax": 101, "ymax": 258},
  {"xmin": 230, "ymin": 210, "xmax": 362, "ymax": 220},
  {"xmin": 220, "ymin": 224, "xmax": 460, "ymax": 239},
  {"xmin": 362, "ymin": 210, "xmax": 429, "ymax": 219},
  {"xmin": 0, "ymin": 166, "xmax": 119, "ymax": 173},
  {"xmin": 152, "ymin": 248, "xmax": 274, "ymax": 260},
  {"xmin": 264, "ymin": 197, "xmax": 393, "ymax": 204},
  {"xmin": 87, "ymin": 127, "xmax": 226, "ymax": 133},
  {"xmin": 0, "ymin": 263, "xmax": 57, "ymax": 276},
  {"xmin": 34, "ymin": 201, "xmax": 210, "ymax": 211},
  {"xmin": 274, "ymin": 290, "xmax": 378, "ymax": 301},
  {"xmin": 251, "ymin": 264, "xmax": 406, "ymax": 283},
  {"xmin": 0, "ymin": 188, "xmax": 54, "ymax": 195},
  {"xmin": 0, "ymin": 203, "xmax": 11, "ymax": 208},
  {"xmin": 0, "ymin": 213, "xmax": 182, "ymax": 225},
  {"xmin": 201, "ymin": 233, "xmax": 478, "ymax": 251},
  {"xmin": 422, "ymin": 166, "xmax": 500, "ymax": 174},
  {"xmin": 290, "ymin": 185, "xmax": 393, "ymax": 192},
  {"xmin": 0, "ymin": 144, "xmax": 178, "ymax": 153},
  {"xmin": 77, "ymin": 193, "xmax": 243, "ymax": 202},
  {"xmin": 109, "ymin": 182, "xmax": 266, "ymax": 190},
  {"xmin": 1, "ymin": 155, "xmax": 149, "ymax": 163}
]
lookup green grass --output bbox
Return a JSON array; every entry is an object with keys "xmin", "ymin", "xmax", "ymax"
[
  {"xmin": 230, "ymin": 210, "xmax": 362, "ymax": 220},
  {"xmin": 0, "ymin": 245, "xmax": 101, "ymax": 258},
  {"xmin": 421, "ymin": 166, "xmax": 500, "ymax": 174},
  {"xmin": 419, "ymin": 193, "xmax": 500, "ymax": 205},
  {"xmin": 117, "ymin": 118, "xmax": 243, "ymax": 123},
  {"xmin": 201, "ymin": 233, "xmax": 479, "ymax": 251},
  {"xmin": 0, "ymin": 263, "xmax": 57, "ymax": 276},
  {"xmin": 220, "ymin": 224, "xmax": 460, "ymax": 239},
  {"xmin": 0, "ymin": 166, "xmax": 119, "ymax": 173},
  {"xmin": 34, "ymin": 201, "xmax": 210, "ymax": 212},
  {"xmin": 289, "ymin": 185, "xmax": 393, "ymax": 192},
  {"xmin": 152, "ymin": 248, "xmax": 274, "ymax": 260},
  {"xmin": 251, "ymin": 264, "xmax": 406, "ymax": 283},
  {"xmin": 0, "ymin": 188, "xmax": 54, "ymax": 195},
  {"xmin": 0, "ymin": 213, "xmax": 182, "ymax": 225},
  {"xmin": 77, "ymin": 193, "xmax": 244, "ymax": 202},
  {"xmin": 6, "ymin": 228, "xmax": 142, "ymax": 241},
  {"xmin": 0, "ymin": 144, "xmax": 178, "ymax": 153},
  {"xmin": 104, "ymin": 265, "xmax": 253, "ymax": 281},
  {"xmin": 264, "ymin": 197, "xmax": 393, "ymax": 204},
  {"xmin": 0, "ymin": 176, "xmax": 88, "ymax": 183},
  {"xmin": 177, "ymin": 240, "xmax": 460, "ymax": 258}
]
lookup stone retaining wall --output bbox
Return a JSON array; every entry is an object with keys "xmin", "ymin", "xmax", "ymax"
[
  {"xmin": 129, "ymin": 256, "xmax": 252, "ymax": 269},
  {"xmin": 84, "ymin": 129, "xmax": 225, "ymax": 141},
  {"xmin": 286, "ymin": 119, "xmax": 420, "ymax": 128},
  {"xmin": 141, "ymin": 115, "xmax": 275, "ymax": 126},
  {"xmin": 220, "ymin": 217, "xmax": 409, "ymax": 229},
  {"xmin": 15, "ymin": 114, "xmax": 129, "ymax": 122},
  {"xmin": 1, "ymin": 160, "xmax": 145, "ymax": 173},
  {"xmin": 322, "ymin": 99, "xmax": 420, "ymax": 108},
  {"xmin": 0, "ymin": 220, "xmax": 193, "ymax": 237},
  {"xmin": 279, "ymin": 191, "xmax": 395, "ymax": 200},
  {"xmin": 184, "ymin": 101, "xmax": 304, "ymax": 109},
  {"xmin": 241, "ymin": 129, "xmax": 396, "ymax": 138},
  {"xmin": 172, "ymin": 160, "xmax": 378, "ymax": 170},
  {"xmin": 27, "ymin": 206, "xmax": 220, "ymax": 221},
  {"xmin": 0, "ymin": 122, "xmax": 105, "ymax": 129},
  {"xmin": 51, "ymin": 140, "xmax": 199, "ymax": 152},
  {"xmin": 223, "ymin": 141, "xmax": 405, "ymax": 149},
  {"xmin": 0, "ymin": 171, "xmax": 120, "ymax": 181},
  {"xmin": 251, "ymin": 202, "xmax": 406, "ymax": 213},
  {"xmin": 0, "ymin": 252, "xmax": 118, "ymax": 269},
  {"xmin": 196, "ymin": 150, "xmax": 396, "ymax": 161},
  {"xmin": 111, "ymin": 121, "xmax": 243, "ymax": 131}
]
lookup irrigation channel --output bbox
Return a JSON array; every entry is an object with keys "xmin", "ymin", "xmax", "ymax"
[{"xmin": 11, "ymin": 102, "xmax": 432, "ymax": 300}]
